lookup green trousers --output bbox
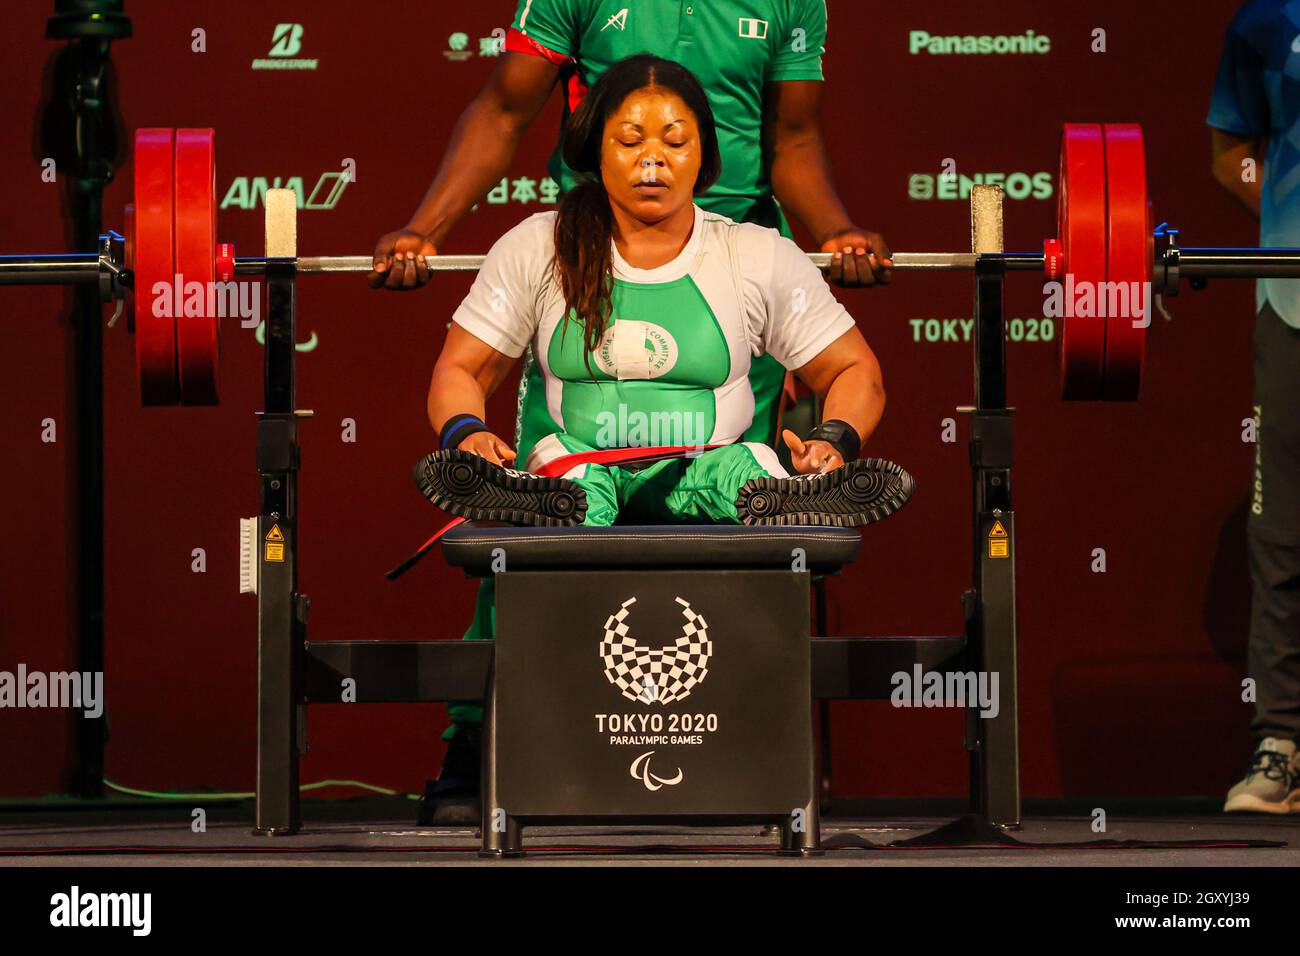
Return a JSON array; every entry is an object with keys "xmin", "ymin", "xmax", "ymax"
[
  {"xmin": 560, "ymin": 438, "xmax": 783, "ymax": 526},
  {"xmin": 444, "ymin": 441, "xmax": 784, "ymax": 735}
]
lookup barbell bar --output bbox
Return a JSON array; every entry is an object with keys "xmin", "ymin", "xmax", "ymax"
[
  {"xmin": 292, "ymin": 251, "xmax": 992, "ymax": 272},
  {"xmin": 6, "ymin": 247, "xmax": 1288, "ymax": 282},
  {"xmin": 4, "ymin": 124, "xmax": 1300, "ymax": 406},
  {"xmin": 0, "ymin": 250, "xmax": 997, "ymax": 280}
]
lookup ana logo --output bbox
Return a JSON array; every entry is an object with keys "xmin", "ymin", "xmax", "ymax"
[
  {"xmin": 594, "ymin": 320, "xmax": 677, "ymax": 379},
  {"xmin": 602, "ymin": 8, "xmax": 629, "ymax": 31},
  {"xmin": 601, "ymin": 596, "xmax": 711, "ymax": 705},
  {"xmin": 630, "ymin": 751, "xmax": 683, "ymax": 791},
  {"xmin": 253, "ymin": 24, "xmax": 318, "ymax": 70},
  {"xmin": 738, "ymin": 17, "xmax": 769, "ymax": 39},
  {"xmin": 220, "ymin": 172, "xmax": 351, "ymax": 210}
]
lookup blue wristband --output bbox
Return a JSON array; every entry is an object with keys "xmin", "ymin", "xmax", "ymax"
[{"xmin": 440, "ymin": 414, "xmax": 488, "ymax": 450}]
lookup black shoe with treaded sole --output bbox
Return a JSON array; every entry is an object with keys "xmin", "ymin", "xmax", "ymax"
[
  {"xmin": 735, "ymin": 457, "xmax": 915, "ymax": 527},
  {"xmin": 416, "ymin": 727, "xmax": 483, "ymax": 827},
  {"xmin": 414, "ymin": 448, "xmax": 588, "ymax": 527}
]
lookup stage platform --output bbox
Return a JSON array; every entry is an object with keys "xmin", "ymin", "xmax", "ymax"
[{"xmin": 1, "ymin": 799, "xmax": 1295, "ymax": 866}]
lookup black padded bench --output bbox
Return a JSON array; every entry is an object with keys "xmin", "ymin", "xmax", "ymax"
[{"xmin": 442, "ymin": 523, "xmax": 861, "ymax": 856}]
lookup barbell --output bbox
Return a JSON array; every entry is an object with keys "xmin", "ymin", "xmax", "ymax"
[{"xmin": 3, "ymin": 124, "xmax": 1299, "ymax": 406}]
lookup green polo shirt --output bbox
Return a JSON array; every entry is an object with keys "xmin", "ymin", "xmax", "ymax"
[{"xmin": 508, "ymin": 0, "xmax": 827, "ymax": 225}]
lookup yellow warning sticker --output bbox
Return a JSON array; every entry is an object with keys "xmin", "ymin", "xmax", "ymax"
[
  {"xmin": 264, "ymin": 524, "xmax": 285, "ymax": 562},
  {"xmin": 988, "ymin": 520, "xmax": 1009, "ymax": 558}
]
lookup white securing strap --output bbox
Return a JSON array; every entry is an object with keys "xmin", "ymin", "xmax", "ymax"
[{"xmin": 610, "ymin": 320, "xmax": 652, "ymax": 380}]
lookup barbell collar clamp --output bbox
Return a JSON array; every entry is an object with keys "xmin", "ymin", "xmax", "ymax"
[{"xmin": 1155, "ymin": 226, "xmax": 1181, "ymax": 299}]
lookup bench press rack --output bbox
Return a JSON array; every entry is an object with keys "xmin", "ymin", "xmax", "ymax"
[{"xmin": 247, "ymin": 186, "xmax": 1015, "ymax": 843}]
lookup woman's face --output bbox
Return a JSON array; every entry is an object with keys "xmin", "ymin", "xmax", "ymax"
[{"xmin": 599, "ymin": 86, "xmax": 702, "ymax": 225}]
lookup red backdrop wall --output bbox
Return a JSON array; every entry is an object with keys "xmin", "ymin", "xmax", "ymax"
[{"xmin": 0, "ymin": 1, "xmax": 1263, "ymax": 800}]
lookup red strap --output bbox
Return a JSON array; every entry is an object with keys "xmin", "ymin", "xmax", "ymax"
[
  {"xmin": 504, "ymin": 28, "xmax": 587, "ymax": 112},
  {"xmin": 534, "ymin": 443, "xmax": 723, "ymax": 477},
  {"xmin": 504, "ymin": 28, "xmax": 572, "ymax": 66},
  {"xmin": 387, "ymin": 445, "xmax": 724, "ymax": 580},
  {"xmin": 385, "ymin": 516, "xmax": 467, "ymax": 581}
]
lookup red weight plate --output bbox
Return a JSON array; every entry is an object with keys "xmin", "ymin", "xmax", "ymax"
[
  {"xmin": 133, "ymin": 128, "xmax": 179, "ymax": 405},
  {"xmin": 174, "ymin": 128, "xmax": 220, "ymax": 405},
  {"xmin": 1101, "ymin": 124, "xmax": 1150, "ymax": 401},
  {"xmin": 1057, "ymin": 124, "xmax": 1108, "ymax": 400}
]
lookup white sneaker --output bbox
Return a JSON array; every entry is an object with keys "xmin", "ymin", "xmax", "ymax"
[{"xmin": 1224, "ymin": 737, "xmax": 1296, "ymax": 813}]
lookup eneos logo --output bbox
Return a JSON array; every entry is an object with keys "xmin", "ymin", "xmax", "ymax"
[{"xmin": 908, "ymin": 171, "xmax": 1053, "ymax": 202}]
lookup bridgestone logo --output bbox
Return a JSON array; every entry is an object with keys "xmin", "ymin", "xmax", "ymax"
[
  {"xmin": 254, "ymin": 22, "xmax": 317, "ymax": 69},
  {"xmin": 251, "ymin": 59, "xmax": 319, "ymax": 70}
]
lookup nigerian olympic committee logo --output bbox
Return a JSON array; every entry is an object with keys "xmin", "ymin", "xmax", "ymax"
[
  {"xmin": 593, "ymin": 320, "xmax": 678, "ymax": 379},
  {"xmin": 601, "ymin": 596, "xmax": 712, "ymax": 705}
]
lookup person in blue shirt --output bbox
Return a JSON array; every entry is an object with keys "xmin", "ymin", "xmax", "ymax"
[{"xmin": 1209, "ymin": 0, "xmax": 1300, "ymax": 813}]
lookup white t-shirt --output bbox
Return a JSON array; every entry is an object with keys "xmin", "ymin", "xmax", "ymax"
[{"xmin": 452, "ymin": 205, "xmax": 855, "ymax": 469}]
